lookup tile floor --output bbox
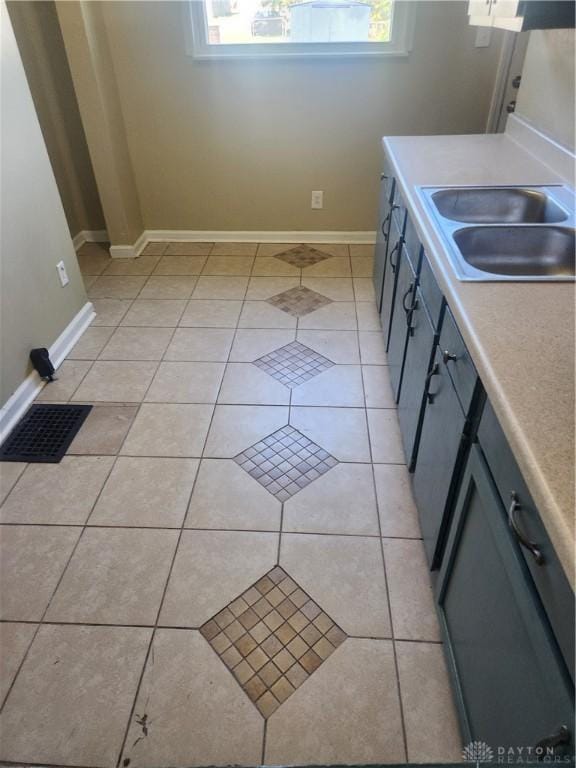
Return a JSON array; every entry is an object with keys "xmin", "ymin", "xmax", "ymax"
[{"xmin": 0, "ymin": 241, "xmax": 462, "ymax": 767}]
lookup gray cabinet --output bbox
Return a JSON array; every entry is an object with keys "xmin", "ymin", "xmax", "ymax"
[
  {"xmin": 373, "ymin": 165, "xmax": 395, "ymax": 312},
  {"xmin": 387, "ymin": 246, "xmax": 417, "ymax": 400},
  {"xmin": 379, "ymin": 213, "xmax": 404, "ymax": 348},
  {"xmin": 468, "ymin": 0, "xmax": 575, "ymax": 30},
  {"xmin": 437, "ymin": 445, "xmax": 574, "ymax": 756}
]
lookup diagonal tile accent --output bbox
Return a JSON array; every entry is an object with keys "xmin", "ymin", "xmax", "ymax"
[
  {"xmin": 200, "ymin": 565, "xmax": 347, "ymax": 718},
  {"xmin": 273, "ymin": 244, "xmax": 333, "ymax": 269},
  {"xmin": 253, "ymin": 341, "xmax": 334, "ymax": 388},
  {"xmin": 266, "ymin": 286, "xmax": 333, "ymax": 318},
  {"xmin": 234, "ymin": 425, "xmax": 338, "ymax": 502}
]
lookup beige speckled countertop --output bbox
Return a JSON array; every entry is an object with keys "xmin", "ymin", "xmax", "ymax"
[{"xmin": 383, "ymin": 131, "xmax": 575, "ymax": 587}]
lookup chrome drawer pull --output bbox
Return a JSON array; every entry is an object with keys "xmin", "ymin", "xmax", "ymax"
[
  {"xmin": 425, "ymin": 363, "xmax": 440, "ymax": 404},
  {"xmin": 508, "ymin": 492, "xmax": 545, "ymax": 565},
  {"xmin": 442, "ymin": 349, "xmax": 457, "ymax": 364}
]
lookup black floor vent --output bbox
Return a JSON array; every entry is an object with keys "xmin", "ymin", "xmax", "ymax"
[{"xmin": 0, "ymin": 404, "xmax": 93, "ymax": 463}]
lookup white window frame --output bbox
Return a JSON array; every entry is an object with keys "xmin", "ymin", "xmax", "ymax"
[{"xmin": 185, "ymin": 1, "xmax": 416, "ymax": 60}]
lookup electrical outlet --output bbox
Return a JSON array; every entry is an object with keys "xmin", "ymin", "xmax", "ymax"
[
  {"xmin": 311, "ymin": 190, "xmax": 323, "ymax": 209},
  {"xmin": 56, "ymin": 261, "xmax": 69, "ymax": 287}
]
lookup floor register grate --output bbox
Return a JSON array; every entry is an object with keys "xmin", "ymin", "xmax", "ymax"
[{"xmin": 0, "ymin": 404, "xmax": 93, "ymax": 463}]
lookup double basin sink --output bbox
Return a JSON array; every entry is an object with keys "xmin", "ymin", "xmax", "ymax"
[{"xmin": 418, "ymin": 185, "xmax": 575, "ymax": 281}]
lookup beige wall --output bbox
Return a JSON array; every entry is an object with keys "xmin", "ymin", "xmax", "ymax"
[
  {"xmin": 7, "ymin": 0, "xmax": 105, "ymax": 238},
  {"xmin": 1, "ymin": 1, "xmax": 87, "ymax": 407},
  {"xmin": 516, "ymin": 29, "xmax": 575, "ymax": 151},
  {"xmin": 92, "ymin": 0, "xmax": 503, "ymax": 233}
]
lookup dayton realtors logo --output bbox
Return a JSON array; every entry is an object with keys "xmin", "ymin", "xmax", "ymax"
[
  {"xmin": 462, "ymin": 739, "xmax": 574, "ymax": 765},
  {"xmin": 463, "ymin": 741, "xmax": 495, "ymax": 766}
]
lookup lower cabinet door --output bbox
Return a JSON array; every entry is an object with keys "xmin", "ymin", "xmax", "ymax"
[
  {"xmin": 387, "ymin": 249, "xmax": 415, "ymax": 400},
  {"xmin": 380, "ymin": 216, "xmax": 402, "ymax": 349},
  {"xmin": 412, "ymin": 346, "xmax": 467, "ymax": 566},
  {"xmin": 437, "ymin": 445, "xmax": 575, "ymax": 757},
  {"xmin": 373, "ymin": 183, "xmax": 392, "ymax": 312},
  {"xmin": 397, "ymin": 289, "xmax": 435, "ymax": 470}
]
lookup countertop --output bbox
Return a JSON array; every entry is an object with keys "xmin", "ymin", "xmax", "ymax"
[{"xmin": 383, "ymin": 131, "xmax": 575, "ymax": 587}]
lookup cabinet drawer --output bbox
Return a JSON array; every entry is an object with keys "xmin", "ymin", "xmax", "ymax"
[
  {"xmin": 439, "ymin": 306, "xmax": 477, "ymax": 415},
  {"xmin": 478, "ymin": 400, "xmax": 575, "ymax": 682},
  {"xmin": 418, "ymin": 252, "xmax": 443, "ymax": 331}
]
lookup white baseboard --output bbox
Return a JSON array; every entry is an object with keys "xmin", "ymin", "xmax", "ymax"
[
  {"xmin": 0, "ymin": 302, "xmax": 95, "ymax": 443},
  {"xmin": 72, "ymin": 229, "xmax": 109, "ymax": 252},
  {"xmin": 145, "ymin": 230, "xmax": 376, "ymax": 245},
  {"xmin": 109, "ymin": 231, "xmax": 147, "ymax": 259}
]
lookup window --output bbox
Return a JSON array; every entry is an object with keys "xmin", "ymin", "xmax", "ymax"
[{"xmin": 187, "ymin": 0, "xmax": 415, "ymax": 59}]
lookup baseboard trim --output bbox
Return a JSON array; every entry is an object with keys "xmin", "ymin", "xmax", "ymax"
[
  {"xmin": 0, "ymin": 302, "xmax": 95, "ymax": 443},
  {"xmin": 72, "ymin": 230, "xmax": 109, "ymax": 252},
  {"xmin": 109, "ymin": 231, "xmax": 147, "ymax": 259},
  {"xmin": 145, "ymin": 230, "xmax": 376, "ymax": 245}
]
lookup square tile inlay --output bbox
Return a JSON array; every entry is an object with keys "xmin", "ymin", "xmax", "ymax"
[
  {"xmin": 253, "ymin": 341, "xmax": 334, "ymax": 388},
  {"xmin": 234, "ymin": 425, "xmax": 338, "ymax": 502},
  {"xmin": 266, "ymin": 286, "xmax": 333, "ymax": 318},
  {"xmin": 273, "ymin": 245, "xmax": 333, "ymax": 269},
  {"xmin": 200, "ymin": 565, "xmax": 346, "ymax": 717}
]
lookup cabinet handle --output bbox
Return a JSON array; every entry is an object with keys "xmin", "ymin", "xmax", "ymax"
[
  {"xmin": 442, "ymin": 349, "xmax": 457, "ymax": 364},
  {"xmin": 535, "ymin": 725, "xmax": 570, "ymax": 753},
  {"xmin": 508, "ymin": 492, "xmax": 545, "ymax": 565},
  {"xmin": 425, "ymin": 362, "xmax": 440, "ymax": 404},
  {"xmin": 381, "ymin": 212, "xmax": 391, "ymax": 240},
  {"xmin": 402, "ymin": 283, "xmax": 415, "ymax": 314},
  {"xmin": 380, "ymin": 173, "xmax": 388, "ymax": 181},
  {"xmin": 388, "ymin": 242, "xmax": 400, "ymax": 274}
]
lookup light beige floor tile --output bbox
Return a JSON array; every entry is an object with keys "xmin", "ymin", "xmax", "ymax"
[
  {"xmin": 367, "ymin": 408, "xmax": 405, "ymax": 463},
  {"xmin": 252, "ymin": 256, "xmax": 300, "ymax": 276},
  {"xmin": 91, "ymin": 298, "xmax": 133, "ymax": 326},
  {"xmin": 297, "ymin": 302, "xmax": 357, "ymax": 330},
  {"xmin": 204, "ymin": 405, "xmax": 288, "ymax": 458},
  {"xmin": 374, "ymin": 464, "xmax": 421, "ymax": 538},
  {"xmin": 145, "ymin": 362, "xmax": 225, "ymax": 403},
  {"xmin": 280, "ymin": 533, "xmax": 391, "ymax": 637},
  {"xmin": 283, "ymin": 463, "xmax": 379, "ymax": 536},
  {"xmin": 72, "ymin": 361, "xmax": 156, "ymax": 403},
  {"xmin": 229, "ymin": 329, "xmax": 296, "ymax": 361},
  {"xmin": 68, "ymin": 327, "xmax": 114, "ymax": 360},
  {"xmin": 291, "ymin": 365, "xmax": 364, "ymax": 407},
  {"xmin": 301, "ymin": 277, "xmax": 354, "ymax": 301},
  {"xmin": 68, "ymin": 405, "xmax": 138, "ymax": 455},
  {"xmin": 245, "ymin": 276, "xmax": 300, "ymax": 300},
  {"xmin": 0, "ymin": 456, "xmax": 114, "ymax": 524},
  {"xmin": 122, "ymin": 404, "xmax": 214, "ymax": 457},
  {"xmin": 296, "ymin": 329, "xmax": 360, "ymax": 364},
  {"xmin": 121, "ymin": 299, "xmax": 186, "ymax": 327},
  {"xmin": 303, "ymin": 256, "xmax": 351, "ymax": 277},
  {"xmin": 121, "ymin": 629, "xmax": 264, "ymax": 768},
  {"xmin": 351, "ymin": 256, "xmax": 374, "ymax": 277},
  {"xmin": 90, "ymin": 457, "xmax": 199, "ymax": 527},
  {"xmin": 350, "ymin": 244, "xmax": 374, "ymax": 259},
  {"xmin": 290, "ymin": 406, "xmax": 370, "ymax": 462},
  {"xmin": 142, "ymin": 241, "xmax": 168, "ymax": 256},
  {"xmin": 165, "ymin": 241, "xmax": 213, "ymax": 256},
  {"xmin": 185, "ymin": 459, "xmax": 281, "ymax": 531},
  {"xmin": 202, "ymin": 255, "xmax": 254, "ymax": 276},
  {"xmin": 353, "ymin": 277, "xmax": 376, "ymax": 302},
  {"xmin": 35, "ymin": 360, "xmax": 92, "ymax": 401},
  {"xmin": 160, "ymin": 530, "xmax": 278, "ymax": 626},
  {"xmin": 396, "ymin": 641, "xmax": 462, "ymax": 763},
  {"xmin": 139, "ymin": 276, "xmax": 197, "ymax": 299},
  {"xmin": 192, "ymin": 276, "xmax": 248, "ymax": 300},
  {"xmin": 210, "ymin": 242, "xmax": 259, "ymax": 257},
  {"xmin": 359, "ymin": 331, "xmax": 388, "ymax": 364},
  {"xmin": 0, "ymin": 624, "xmax": 151, "ymax": 767},
  {"xmin": 0, "ymin": 463, "xmax": 27, "ymax": 504},
  {"xmin": 180, "ymin": 299, "xmax": 242, "ymax": 328},
  {"xmin": 99, "ymin": 326, "xmax": 173, "ymax": 361},
  {"xmin": 88, "ymin": 275, "xmax": 147, "ymax": 299},
  {"xmin": 103, "ymin": 256, "xmax": 161, "ymax": 276},
  {"xmin": 383, "ymin": 538, "xmax": 441, "ymax": 641},
  {"xmin": 154, "ymin": 255, "xmax": 207, "ymax": 275},
  {"xmin": 0, "ymin": 622, "xmax": 37, "ymax": 704},
  {"xmin": 165, "ymin": 328, "xmax": 234, "ymax": 361},
  {"xmin": 83, "ymin": 274, "xmax": 98, "ymax": 290},
  {"xmin": 218, "ymin": 363, "xmax": 290, "ymax": 405},
  {"xmin": 47, "ymin": 528, "xmax": 178, "ymax": 625},
  {"xmin": 0, "ymin": 526, "xmax": 80, "ymax": 620},
  {"xmin": 266, "ymin": 638, "xmax": 405, "ymax": 764},
  {"xmin": 77, "ymin": 248, "xmax": 111, "ymax": 276},
  {"xmin": 362, "ymin": 365, "xmax": 396, "ymax": 408},
  {"xmin": 356, "ymin": 301, "xmax": 381, "ymax": 330},
  {"xmin": 239, "ymin": 301, "xmax": 297, "ymax": 329}
]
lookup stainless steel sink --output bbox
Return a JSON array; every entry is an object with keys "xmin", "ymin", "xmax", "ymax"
[
  {"xmin": 431, "ymin": 187, "xmax": 568, "ymax": 224},
  {"xmin": 417, "ymin": 184, "xmax": 576, "ymax": 281},
  {"xmin": 453, "ymin": 226, "xmax": 575, "ymax": 278}
]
